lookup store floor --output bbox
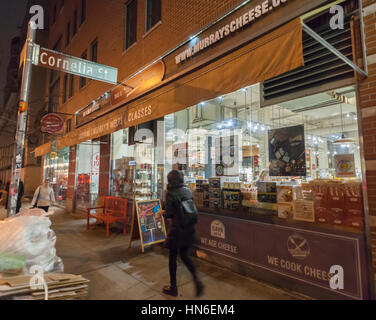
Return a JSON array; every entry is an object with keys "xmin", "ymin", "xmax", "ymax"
[{"xmin": 47, "ymin": 205, "xmax": 312, "ymax": 300}]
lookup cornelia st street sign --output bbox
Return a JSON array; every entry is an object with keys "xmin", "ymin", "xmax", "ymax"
[{"xmin": 31, "ymin": 44, "xmax": 118, "ymax": 85}]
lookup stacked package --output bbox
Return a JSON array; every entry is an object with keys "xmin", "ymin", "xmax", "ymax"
[
  {"xmin": 0, "ymin": 273, "xmax": 89, "ymax": 300},
  {"xmin": 310, "ymin": 179, "xmax": 364, "ymax": 229}
]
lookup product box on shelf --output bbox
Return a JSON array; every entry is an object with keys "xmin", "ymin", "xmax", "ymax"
[
  {"xmin": 209, "ymin": 188, "xmax": 221, "ymax": 199},
  {"xmin": 203, "ymin": 191, "xmax": 210, "ymax": 200},
  {"xmin": 223, "ymin": 200, "xmax": 241, "ymax": 210},
  {"xmin": 209, "ymin": 178, "xmax": 221, "ymax": 189},
  {"xmin": 327, "ymin": 181, "xmax": 345, "ymax": 225},
  {"xmin": 222, "ymin": 190, "xmax": 241, "ymax": 202},
  {"xmin": 343, "ymin": 181, "xmax": 363, "ymax": 214},
  {"xmin": 277, "ymin": 185, "xmax": 293, "ymax": 203},
  {"xmin": 256, "ymin": 181, "xmax": 277, "ymax": 203},
  {"xmin": 278, "ymin": 203, "xmax": 293, "ymax": 219},
  {"xmin": 292, "ymin": 200, "xmax": 315, "ymax": 222},
  {"xmin": 194, "ymin": 192, "xmax": 204, "ymax": 207},
  {"xmin": 209, "ymin": 199, "xmax": 221, "ymax": 208}
]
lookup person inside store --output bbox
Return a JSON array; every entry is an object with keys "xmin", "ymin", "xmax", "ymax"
[
  {"xmin": 163, "ymin": 169, "xmax": 204, "ymax": 297},
  {"xmin": 31, "ymin": 178, "xmax": 56, "ymax": 212}
]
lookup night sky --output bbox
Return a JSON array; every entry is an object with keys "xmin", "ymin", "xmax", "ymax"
[{"xmin": 0, "ymin": 1, "xmax": 28, "ymax": 107}]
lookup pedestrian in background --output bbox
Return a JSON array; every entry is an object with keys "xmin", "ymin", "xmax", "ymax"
[
  {"xmin": 163, "ymin": 170, "xmax": 204, "ymax": 297},
  {"xmin": 4, "ymin": 180, "xmax": 24, "ymax": 213},
  {"xmin": 16, "ymin": 180, "xmax": 24, "ymax": 213},
  {"xmin": 31, "ymin": 178, "xmax": 56, "ymax": 212}
]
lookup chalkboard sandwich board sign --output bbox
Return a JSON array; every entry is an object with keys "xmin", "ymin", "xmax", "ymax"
[{"xmin": 130, "ymin": 199, "xmax": 167, "ymax": 252}]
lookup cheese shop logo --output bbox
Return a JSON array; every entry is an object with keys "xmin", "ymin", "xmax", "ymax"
[
  {"xmin": 211, "ymin": 220, "xmax": 225, "ymax": 239},
  {"xmin": 287, "ymin": 234, "xmax": 310, "ymax": 260}
]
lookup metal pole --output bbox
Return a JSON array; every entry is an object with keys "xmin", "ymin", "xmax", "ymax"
[{"xmin": 7, "ymin": 22, "xmax": 36, "ymax": 217}]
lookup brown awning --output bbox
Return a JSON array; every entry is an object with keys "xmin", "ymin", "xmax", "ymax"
[
  {"xmin": 32, "ymin": 141, "xmax": 52, "ymax": 157},
  {"xmin": 57, "ymin": 18, "xmax": 303, "ymax": 149}
]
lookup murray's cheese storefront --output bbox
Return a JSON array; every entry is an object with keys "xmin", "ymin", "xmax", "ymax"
[{"xmin": 36, "ymin": 0, "xmax": 374, "ymax": 299}]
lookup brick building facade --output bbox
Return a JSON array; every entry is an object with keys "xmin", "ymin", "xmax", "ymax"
[
  {"xmin": 35, "ymin": 0, "xmax": 376, "ymax": 298},
  {"xmin": 360, "ymin": 0, "xmax": 376, "ymax": 269}
]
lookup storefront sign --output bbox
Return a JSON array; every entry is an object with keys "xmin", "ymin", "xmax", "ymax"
[
  {"xmin": 32, "ymin": 45, "xmax": 118, "ymax": 84},
  {"xmin": 133, "ymin": 200, "xmax": 167, "ymax": 252},
  {"xmin": 195, "ymin": 213, "xmax": 369, "ymax": 299},
  {"xmin": 111, "ymin": 60, "xmax": 165, "ymax": 106},
  {"xmin": 75, "ymin": 61, "xmax": 165, "ymax": 127},
  {"xmin": 41, "ymin": 113, "xmax": 64, "ymax": 135},
  {"xmin": 335, "ymin": 154, "xmax": 356, "ymax": 177},
  {"xmin": 175, "ymin": 0, "xmax": 289, "ymax": 64}
]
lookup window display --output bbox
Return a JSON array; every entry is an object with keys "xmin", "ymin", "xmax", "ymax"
[
  {"xmin": 162, "ymin": 83, "xmax": 364, "ymax": 233},
  {"xmin": 43, "ymin": 147, "xmax": 69, "ymax": 206},
  {"xmin": 111, "ymin": 127, "xmax": 156, "ymax": 201},
  {"xmin": 75, "ymin": 141, "xmax": 100, "ymax": 210}
]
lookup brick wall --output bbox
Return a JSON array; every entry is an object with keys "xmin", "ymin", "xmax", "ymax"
[
  {"xmin": 360, "ymin": 0, "xmax": 376, "ymax": 268},
  {"xmin": 46, "ymin": 0, "xmax": 244, "ymax": 118}
]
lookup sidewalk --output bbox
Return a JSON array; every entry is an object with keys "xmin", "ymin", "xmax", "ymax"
[{"xmin": 48, "ymin": 205, "xmax": 311, "ymax": 300}]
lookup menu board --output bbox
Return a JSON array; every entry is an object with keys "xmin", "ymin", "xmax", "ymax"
[
  {"xmin": 135, "ymin": 199, "xmax": 166, "ymax": 251},
  {"xmin": 268, "ymin": 125, "xmax": 306, "ymax": 177}
]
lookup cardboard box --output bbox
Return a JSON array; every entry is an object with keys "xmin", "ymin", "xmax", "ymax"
[
  {"xmin": 209, "ymin": 178, "xmax": 221, "ymax": 188},
  {"xmin": 209, "ymin": 188, "xmax": 221, "ymax": 199},
  {"xmin": 277, "ymin": 186, "xmax": 293, "ymax": 203},
  {"xmin": 293, "ymin": 200, "xmax": 315, "ymax": 222},
  {"xmin": 278, "ymin": 203, "xmax": 293, "ymax": 219},
  {"xmin": 315, "ymin": 206, "xmax": 332, "ymax": 224}
]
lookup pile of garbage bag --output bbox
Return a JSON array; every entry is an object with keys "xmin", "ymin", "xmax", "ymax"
[{"xmin": 0, "ymin": 208, "xmax": 64, "ymax": 275}]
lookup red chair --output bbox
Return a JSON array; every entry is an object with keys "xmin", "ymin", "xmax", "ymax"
[{"xmin": 87, "ymin": 197, "xmax": 128, "ymax": 237}]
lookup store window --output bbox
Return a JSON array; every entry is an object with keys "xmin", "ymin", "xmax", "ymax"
[
  {"xmin": 72, "ymin": 9, "xmax": 78, "ymax": 36},
  {"xmin": 75, "ymin": 141, "xmax": 100, "ymax": 211},
  {"xmin": 80, "ymin": 0, "xmax": 86, "ymax": 25},
  {"xmin": 162, "ymin": 83, "xmax": 364, "ymax": 232},
  {"xmin": 43, "ymin": 148, "xmax": 70, "ymax": 206},
  {"xmin": 80, "ymin": 51, "xmax": 87, "ymax": 88},
  {"xmin": 125, "ymin": 0, "xmax": 137, "ymax": 50},
  {"xmin": 146, "ymin": 0, "xmax": 161, "ymax": 32},
  {"xmin": 69, "ymin": 74, "xmax": 74, "ymax": 98},
  {"xmin": 111, "ymin": 122, "xmax": 157, "ymax": 201},
  {"xmin": 66, "ymin": 20, "xmax": 70, "ymax": 46},
  {"xmin": 91, "ymin": 39, "xmax": 98, "ymax": 63},
  {"xmin": 62, "ymin": 74, "xmax": 67, "ymax": 104}
]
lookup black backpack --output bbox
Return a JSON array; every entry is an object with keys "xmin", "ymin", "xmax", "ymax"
[{"xmin": 178, "ymin": 197, "xmax": 198, "ymax": 228}]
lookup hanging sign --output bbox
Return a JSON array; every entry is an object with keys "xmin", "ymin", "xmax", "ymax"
[
  {"xmin": 334, "ymin": 154, "xmax": 356, "ymax": 178},
  {"xmin": 41, "ymin": 113, "xmax": 64, "ymax": 135},
  {"xmin": 32, "ymin": 44, "xmax": 118, "ymax": 84}
]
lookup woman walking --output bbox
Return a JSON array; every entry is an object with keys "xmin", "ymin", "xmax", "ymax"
[
  {"xmin": 31, "ymin": 178, "xmax": 56, "ymax": 212},
  {"xmin": 163, "ymin": 170, "xmax": 204, "ymax": 297}
]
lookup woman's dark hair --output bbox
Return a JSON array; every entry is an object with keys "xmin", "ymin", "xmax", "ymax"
[{"xmin": 167, "ymin": 170, "xmax": 184, "ymax": 189}]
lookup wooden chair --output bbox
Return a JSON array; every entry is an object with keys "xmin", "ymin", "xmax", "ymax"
[{"xmin": 87, "ymin": 197, "xmax": 128, "ymax": 237}]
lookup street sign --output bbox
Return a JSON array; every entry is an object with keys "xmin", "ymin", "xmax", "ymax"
[
  {"xmin": 41, "ymin": 113, "xmax": 64, "ymax": 134},
  {"xmin": 31, "ymin": 44, "xmax": 118, "ymax": 85}
]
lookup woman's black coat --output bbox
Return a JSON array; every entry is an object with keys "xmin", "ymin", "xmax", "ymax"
[{"xmin": 165, "ymin": 175, "xmax": 196, "ymax": 249}]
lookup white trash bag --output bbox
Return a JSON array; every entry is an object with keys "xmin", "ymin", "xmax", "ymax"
[{"xmin": 0, "ymin": 216, "xmax": 56, "ymax": 274}]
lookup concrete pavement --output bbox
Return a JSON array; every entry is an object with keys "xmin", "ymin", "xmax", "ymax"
[{"xmin": 49, "ymin": 205, "xmax": 310, "ymax": 300}]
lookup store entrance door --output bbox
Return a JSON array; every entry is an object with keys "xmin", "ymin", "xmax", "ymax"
[{"xmin": 75, "ymin": 140, "xmax": 100, "ymax": 211}]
